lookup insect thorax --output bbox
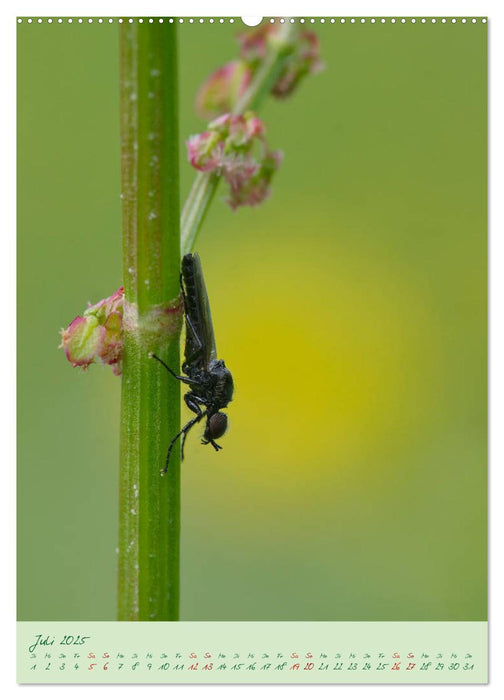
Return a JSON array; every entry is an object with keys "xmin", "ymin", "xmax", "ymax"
[{"xmin": 185, "ymin": 359, "xmax": 233, "ymax": 409}]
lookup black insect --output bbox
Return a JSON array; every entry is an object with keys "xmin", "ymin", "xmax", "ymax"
[{"xmin": 152, "ymin": 253, "xmax": 234, "ymax": 474}]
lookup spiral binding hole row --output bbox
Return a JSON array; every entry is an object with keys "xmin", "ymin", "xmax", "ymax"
[{"xmin": 17, "ymin": 17, "xmax": 488, "ymax": 25}]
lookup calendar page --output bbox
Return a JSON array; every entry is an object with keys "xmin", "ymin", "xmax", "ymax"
[{"xmin": 16, "ymin": 14, "xmax": 487, "ymax": 685}]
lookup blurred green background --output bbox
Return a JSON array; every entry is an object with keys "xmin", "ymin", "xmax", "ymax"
[{"xmin": 17, "ymin": 18, "xmax": 487, "ymax": 621}]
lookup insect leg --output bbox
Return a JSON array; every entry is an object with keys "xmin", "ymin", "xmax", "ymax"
[
  {"xmin": 151, "ymin": 353, "xmax": 192, "ymax": 384},
  {"xmin": 181, "ymin": 394, "xmax": 206, "ymax": 460},
  {"xmin": 162, "ymin": 409, "xmax": 207, "ymax": 475},
  {"xmin": 201, "ymin": 435, "xmax": 223, "ymax": 451}
]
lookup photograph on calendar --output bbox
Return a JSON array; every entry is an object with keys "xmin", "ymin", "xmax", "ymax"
[{"xmin": 17, "ymin": 15, "xmax": 487, "ymax": 683}]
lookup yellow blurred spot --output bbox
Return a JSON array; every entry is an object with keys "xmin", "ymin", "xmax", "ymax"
[{"xmin": 202, "ymin": 243, "xmax": 444, "ymax": 504}]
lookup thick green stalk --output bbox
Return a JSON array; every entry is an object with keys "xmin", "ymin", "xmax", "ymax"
[
  {"xmin": 118, "ymin": 21, "xmax": 181, "ymax": 621},
  {"xmin": 180, "ymin": 21, "xmax": 297, "ymax": 255}
]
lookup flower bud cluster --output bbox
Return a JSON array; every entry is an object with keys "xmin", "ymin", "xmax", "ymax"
[
  {"xmin": 196, "ymin": 24, "xmax": 323, "ymax": 120},
  {"xmin": 60, "ymin": 287, "xmax": 124, "ymax": 375},
  {"xmin": 187, "ymin": 112, "xmax": 282, "ymax": 210}
]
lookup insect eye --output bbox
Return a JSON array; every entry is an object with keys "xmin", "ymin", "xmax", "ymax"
[{"xmin": 207, "ymin": 412, "xmax": 228, "ymax": 440}]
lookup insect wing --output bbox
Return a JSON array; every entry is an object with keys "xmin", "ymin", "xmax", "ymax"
[{"xmin": 181, "ymin": 253, "xmax": 217, "ymax": 368}]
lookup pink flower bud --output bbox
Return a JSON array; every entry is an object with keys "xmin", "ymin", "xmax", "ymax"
[
  {"xmin": 60, "ymin": 315, "xmax": 104, "ymax": 368},
  {"xmin": 272, "ymin": 32, "xmax": 324, "ymax": 98},
  {"xmin": 86, "ymin": 285, "xmax": 124, "ymax": 320},
  {"xmin": 226, "ymin": 149, "xmax": 283, "ymax": 210},
  {"xmin": 237, "ymin": 24, "xmax": 323, "ymax": 99},
  {"xmin": 187, "ymin": 113, "xmax": 267, "ymax": 172},
  {"xmin": 208, "ymin": 113, "xmax": 233, "ymax": 134},
  {"xmin": 220, "ymin": 153, "xmax": 259, "ymax": 191},
  {"xmin": 229, "ymin": 112, "xmax": 265, "ymax": 146},
  {"xmin": 186, "ymin": 131, "xmax": 224, "ymax": 172},
  {"xmin": 237, "ymin": 24, "xmax": 277, "ymax": 64},
  {"xmin": 195, "ymin": 60, "xmax": 252, "ymax": 120},
  {"xmin": 214, "ymin": 112, "xmax": 265, "ymax": 150},
  {"xmin": 60, "ymin": 287, "xmax": 124, "ymax": 375},
  {"xmin": 99, "ymin": 311, "xmax": 123, "ymax": 373}
]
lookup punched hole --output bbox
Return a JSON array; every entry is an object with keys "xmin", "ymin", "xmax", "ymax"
[{"xmin": 241, "ymin": 16, "xmax": 263, "ymax": 27}]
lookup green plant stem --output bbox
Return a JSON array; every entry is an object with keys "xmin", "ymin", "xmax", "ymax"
[
  {"xmin": 118, "ymin": 21, "xmax": 181, "ymax": 621},
  {"xmin": 180, "ymin": 21, "xmax": 297, "ymax": 255}
]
